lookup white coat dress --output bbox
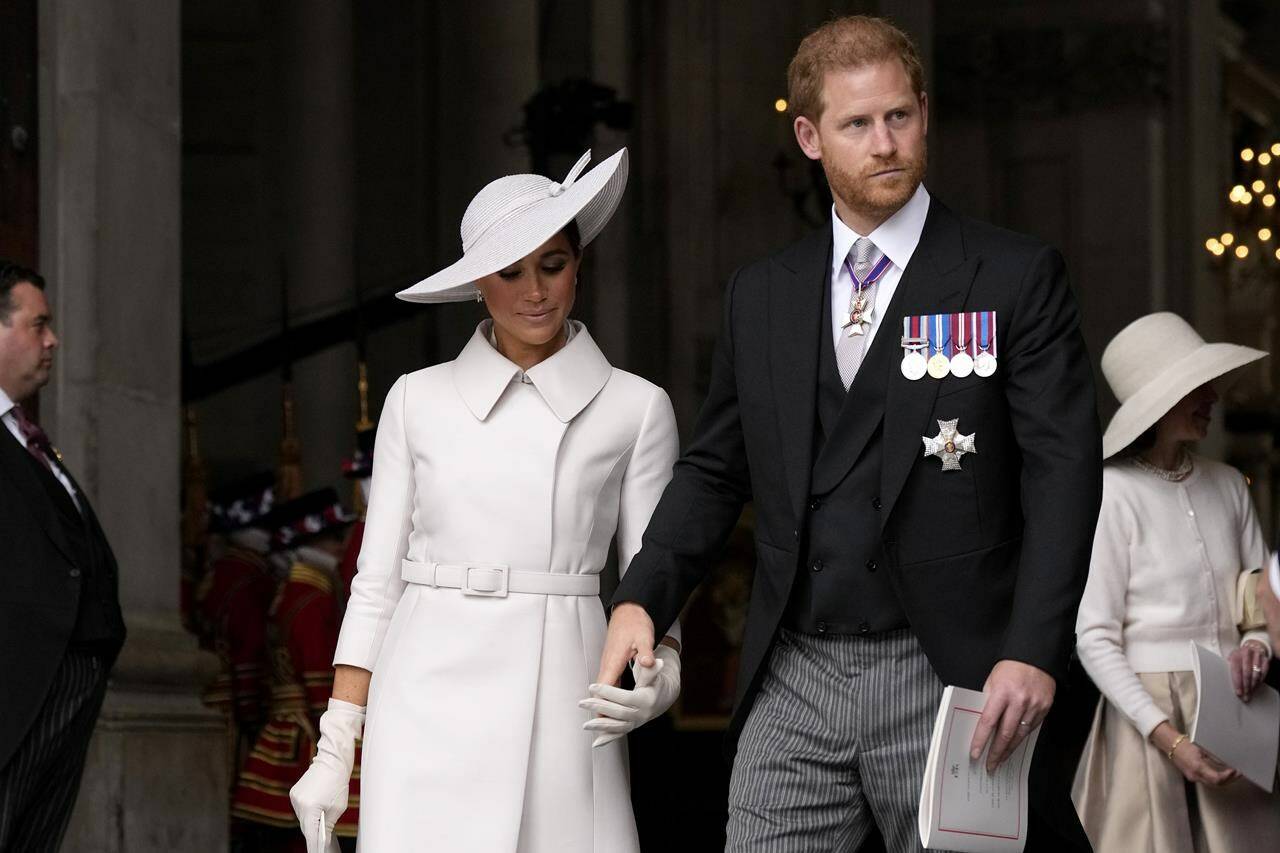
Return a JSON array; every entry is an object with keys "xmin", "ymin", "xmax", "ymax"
[{"xmin": 334, "ymin": 320, "xmax": 679, "ymax": 852}]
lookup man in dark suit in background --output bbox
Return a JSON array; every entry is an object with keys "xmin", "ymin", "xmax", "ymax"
[
  {"xmin": 596, "ymin": 15, "xmax": 1101, "ymax": 852},
  {"xmin": 0, "ymin": 261, "xmax": 126, "ymax": 851}
]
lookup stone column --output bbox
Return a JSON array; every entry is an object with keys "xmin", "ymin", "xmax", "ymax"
[
  {"xmin": 273, "ymin": 0, "xmax": 359, "ymax": 494},
  {"xmin": 36, "ymin": 1, "xmax": 226, "ymax": 850}
]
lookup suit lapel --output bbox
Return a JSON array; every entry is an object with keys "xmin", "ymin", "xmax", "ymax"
[
  {"xmin": 769, "ymin": 227, "xmax": 830, "ymax": 524},
  {"xmin": 0, "ymin": 427, "xmax": 83, "ymax": 566},
  {"xmin": 880, "ymin": 202, "xmax": 982, "ymax": 526}
]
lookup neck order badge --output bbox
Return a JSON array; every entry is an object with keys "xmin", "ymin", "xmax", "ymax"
[{"xmin": 842, "ymin": 252, "xmax": 893, "ymax": 337}]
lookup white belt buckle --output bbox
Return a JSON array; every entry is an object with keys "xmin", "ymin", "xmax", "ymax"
[{"xmin": 463, "ymin": 565, "xmax": 509, "ymax": 597}]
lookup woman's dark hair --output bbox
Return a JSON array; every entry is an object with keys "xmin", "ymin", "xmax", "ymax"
[
  {"xmin": 1110, "ymin": 423, "xmax": 1158, "ymax": 462},
  {"xmin": 559, "ymin": 219, "xmax": 582, "ymax": 257}
]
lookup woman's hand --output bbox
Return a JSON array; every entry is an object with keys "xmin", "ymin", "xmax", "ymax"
[
  {"xmin": 290, "ymin": 699, "xmax": 364, "ymax": 853},
  {"xmin": 1149, "ymin": 721, "xmax": 1239, "ymax": 786},
  {"xmin": 1228, "ymin": 640, "xmax": 1270, "ymax": 700},
  {"xmin": 580, "ymin": 644, "xmax": 681, "ymax": 747}
]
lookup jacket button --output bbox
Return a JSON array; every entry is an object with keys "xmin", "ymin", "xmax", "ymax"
[
  {"xmin": 811, "ymin": 559, "xmax": 824, "ymax": 573},
  {"xmin": 871, "ymin": 497, "xmax": 882, "ymax": 511},
  {"xmin": 793, "ymin": 529, "xmax": 799, "ymax": 541},
  {"xmin": 809, "ymin": 497, "xmax": 822, "ymax": 511},
  {"xmin": 69, "ymin": 568, "xmax": 81, "ymax": 578},
  {"xmin": 858, "ymin": 622, "xmax": 870, "ymax": 634},
  {"xmin": 865, "ymin": 560, "xmax": 878, "ymax": 572},
  {"xmin": 816, "ymin": 621, "xmax": 828, "ymax": 634}
]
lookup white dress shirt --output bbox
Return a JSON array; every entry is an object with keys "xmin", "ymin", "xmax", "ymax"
[
  {"xmin": 830, "ymin": 183, "xmax": 931, "ymax": 352},
  {"xmin": 1075, "ymin": 455, "xmax": 1271, "ymax": 737},
  {"xmin": 0, "ymin": 385, "xmax": 81, "ymax": 507}
]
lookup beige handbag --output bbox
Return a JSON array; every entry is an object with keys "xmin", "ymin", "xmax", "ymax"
[{"xmin": 1237, "ymin": 567, "xmax": 1268, "ymax": 633}]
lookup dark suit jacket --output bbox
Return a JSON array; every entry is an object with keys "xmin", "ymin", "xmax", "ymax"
[
  {"xmin": 614, "ymin": 197, "xmax": 1102, "ymax": 849},
  {"xmin": 0, "ymin": 425, "xmax": 125, "ymax": 770}
]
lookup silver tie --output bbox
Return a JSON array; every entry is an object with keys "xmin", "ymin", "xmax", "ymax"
[{"xmin": 835, "ymin": 237, "xmax": 884, "ymax": 389}]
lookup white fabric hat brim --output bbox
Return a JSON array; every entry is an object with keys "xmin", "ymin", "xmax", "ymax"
[
  {"xmin": 397, "ymin": 149, "xmax": 629, "ymax": 304},
  {"xmin": 1102, "ymin": 342, "xmax": 1267, "ymax": 458}
]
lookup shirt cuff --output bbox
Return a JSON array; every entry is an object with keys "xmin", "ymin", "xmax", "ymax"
[{"xmin": 1243, "ymin": 630, "xmax": 1273, "ymax": 658}]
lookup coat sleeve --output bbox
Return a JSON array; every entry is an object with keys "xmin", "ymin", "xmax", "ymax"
[
  {"xmin": 334, "ymin": 375, "xmax": 415, "ymax": 671},
  {"xmin": 1235, "ymin": 472, "xmax": 1273, "ymax": 655},
  {"xmin": 1075, "ymin": 482, "xmax": 1168, "ymax": 738},
  {"xmin": 611, "ymin": 271, "xmax": 753, "ymax": 638},
  {"xmin": 997, "ymin": 246, "xmax": 1103, "ymax": 684},
  {"xmin": 616, "ymin": 386, "xmax": 681, "ymax": 643}
]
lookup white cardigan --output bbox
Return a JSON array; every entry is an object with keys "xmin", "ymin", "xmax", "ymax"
[{"xmin": 1075, "ymin": 454, "xmax": 1271, "ymax": 737}]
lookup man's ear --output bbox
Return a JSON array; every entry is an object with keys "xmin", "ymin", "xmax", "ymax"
[{"xmin": 793, "ymin": 115, "xmax": 823, "ymax": 161}]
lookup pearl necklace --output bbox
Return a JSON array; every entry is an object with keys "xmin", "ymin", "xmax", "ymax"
[{"xmin": 1133, "ymin": 451, "xmax": 1194, "ymax": 482}]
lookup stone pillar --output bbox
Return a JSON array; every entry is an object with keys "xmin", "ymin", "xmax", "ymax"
[
  {"xmin": 273, "ymin": 0, "xmax": 359, "ymax": 494},
  {"xmin": 36, "ymin": 1, "xmax": 226, "ymax": 850},
  {"xmin": 428, "ymin": 0, "xmax": 540, "ymax": 362},
  {"xmin": 588, "ymin": 0, "xmax": 634, "ymax": 367}
]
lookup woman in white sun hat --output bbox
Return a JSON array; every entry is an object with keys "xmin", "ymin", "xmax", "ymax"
[
  {"xmin": 287, "ymin": 149, "xmax": 683, "ymax": 852},
  {"xmin": 1072, "ymin": 312, "xmax": 1280, "ymax": 852}
]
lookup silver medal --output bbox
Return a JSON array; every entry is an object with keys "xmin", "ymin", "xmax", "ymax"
[
  {"xmin": 974, "ymin": 351, "xmax": 997, "ymax": 377},
  {"xmin": 949, "ymin": 351, "xmax": 974, "ymax": 378},
  {"xmin": 901, "ymin": 351, "xmax": 927, "ymax": 380}
]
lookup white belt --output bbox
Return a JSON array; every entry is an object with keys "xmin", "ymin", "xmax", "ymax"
[{"xmin": 400, "ymin": 559, "xmax": 600, "ymax": 598}]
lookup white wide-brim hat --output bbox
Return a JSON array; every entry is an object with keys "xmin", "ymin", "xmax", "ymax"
[
  {"xmin": 397, "ymin": 148, "xmax": 629, "ymax": 303},
  {"xmin": 1101, "ymin": 312, "xmax": 1268, "ymax": 458}
]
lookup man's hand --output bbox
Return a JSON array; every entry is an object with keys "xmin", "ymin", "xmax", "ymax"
[
  {"xmin": 595, "ymin": 602, "xmax": 656, "ymax": 687},
  {"xmin": 1228, "ymin": 640, "xmax": 1270, "ymax": 701},
  {"xmin": 969, "ymin": 659, "xmax": 1056, "ymax": 772}
]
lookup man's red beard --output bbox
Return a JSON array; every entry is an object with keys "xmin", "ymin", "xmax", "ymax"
[{"xmin": 822, "ymin": 147, "xmax": 928, "ymax": 223}]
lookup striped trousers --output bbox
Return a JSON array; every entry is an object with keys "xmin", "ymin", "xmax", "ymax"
[
  {"xmin": 727, "ymin": 627, "xmax": 957, "ymax": 853},
  {"xmin": 0, "ymin": 650, "xmax": 108, "ymax": 853}
]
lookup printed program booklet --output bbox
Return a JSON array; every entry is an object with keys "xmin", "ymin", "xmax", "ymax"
[
  {"xmin": 918, "ymin": 686, "xmax": 1038, "ymax": 853},
  {"xmin": 1190, "ymin": 641, "xmax": 1279, "ymax": 792}
]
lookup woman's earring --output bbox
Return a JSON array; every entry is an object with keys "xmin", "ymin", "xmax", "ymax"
[{"xmin": 475, "ymin": 290, "xmax": 484, "ymax": 303}]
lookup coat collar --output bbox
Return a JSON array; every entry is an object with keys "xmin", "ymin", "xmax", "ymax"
[{"xmin": 453, "ymin": 320, "xmax": 612, "ymax": 423}]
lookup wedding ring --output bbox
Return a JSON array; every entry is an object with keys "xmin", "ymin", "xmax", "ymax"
[
  {"xmin": 1018, "ymin": 720, "xmax": 1030, "ymax": 727},
  {"xmin": 1253, "ymin": 665, "xmax": 1263, "ymax": 674}
]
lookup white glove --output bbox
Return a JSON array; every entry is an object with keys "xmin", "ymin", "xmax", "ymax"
[
  {"xmin": 580, "ymin": 644, "xmax": 681, "ymax": 748},
  {"xmin": 289, "ymin": 698, "xmax": 364, "ymax": 853}
]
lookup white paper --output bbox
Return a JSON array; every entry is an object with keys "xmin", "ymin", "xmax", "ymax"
[
  {"xmin": 1190, "ymin": 641, "xmax": 1280, "ymax": 792},
  {"xmin": 918, "ymin": 686, "xmax": 1037, "ymax": 853}
]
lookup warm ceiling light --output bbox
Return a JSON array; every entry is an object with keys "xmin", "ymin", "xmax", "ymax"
[
  {"xmin": 1261, "ymin": 152, "xmax": 1274, "ymax": 166},
  {"xmin": 1235, "ymin": 245, "xmax": 1249, "ymax": 259},
  {"xmin": 1266, "ymin": 194, "xmax": 1277, "ymax": 207},
  {"xmin": 1243, "ymin": 192, "xmax": 1254, "ymax": 204},
  {"xmin": 774, "ymin": 98, "xmax": 788, "ymax": 113},
  {"xmin": 1272, "ymin": 143, "xmax": 1280, "ymax": 156},
  {"xmin": 1261, "ymin": 228, "xmax": 1273, "ymax": 241},
  {"xmin": 1221, "ymin": 232, "xmax": 1235, "ymax": 245},
  {"xmin": 1253, "ymin": 180, "xmax": 1266, "ymax": 192},
  {"xmin": 1214, "ymin": 244, "xmax": 1226, "ymax": 256},
  {"xmin": 1242, "ymin": 148, "xmax": 1256, "ymax": 161},
  {"xmin": 1206, "ymin": 238, "xmax": 1220, "ymax": 251}
]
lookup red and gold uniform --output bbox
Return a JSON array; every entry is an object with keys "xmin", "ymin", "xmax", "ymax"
[
  {"xmin": 196, "ymin": 543, "xmax": 274, "ymax": 771},
  {"xmin": 231, "ymin": 558, "xmax": 361, "ymax": 841}
]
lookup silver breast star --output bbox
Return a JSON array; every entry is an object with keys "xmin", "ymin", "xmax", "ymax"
[{"xmin": 923, "ymin": 419, "xmax": 976, "ymax": 471}]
